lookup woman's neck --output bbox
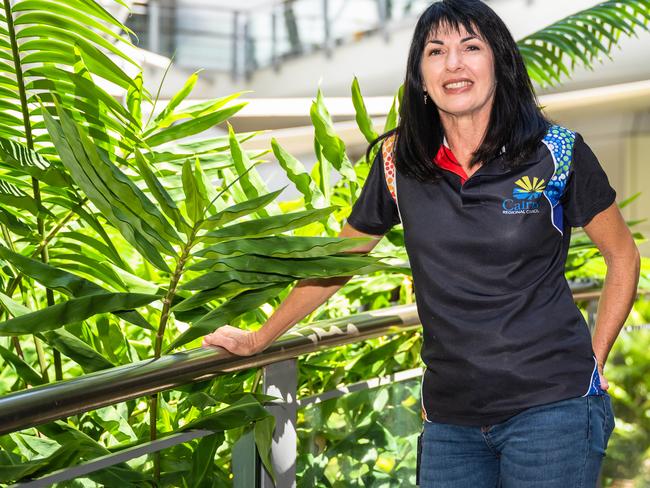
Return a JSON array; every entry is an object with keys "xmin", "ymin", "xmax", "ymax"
[{"xmin": 439, "ymin": 107, "xmax": 491, "ymax": 168}]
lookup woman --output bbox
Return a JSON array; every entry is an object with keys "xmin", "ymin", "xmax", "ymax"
[{"xmin": 202, "ymin": 0, "xmax": 641, "ymax": 486}]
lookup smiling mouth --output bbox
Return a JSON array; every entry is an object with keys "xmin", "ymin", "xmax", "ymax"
[{"xmin": 443, "ymin": 80, "xmax": 473, "ymax": 89}]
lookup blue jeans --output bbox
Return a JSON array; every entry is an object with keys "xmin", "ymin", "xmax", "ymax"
[{"xmin": 416, "ymin": 393, "xmax": 615, "ymax": 487}]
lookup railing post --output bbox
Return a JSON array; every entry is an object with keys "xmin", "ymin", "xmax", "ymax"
[
  {"xmin": 244, "ymin": 12, "xmax": 253, "ymax": 81},
  {"xmin": 261, "ymin": 358, "xmax": 298, "ymax": 488},
  {"xmin": 148, "ymin": 0, "xmax": 160, "ymax": 53},
  {"xmin": 322, "ymin": 0, "xmax": 332, "ymax": 58},
  {"xmin": 377, "ymin": 0, "xmax": 390, "ymax": 42},
  {"xmin": 271, "ymin": 8, "xmax": 279, "ymax": 72},
  {"xmin": 231, "ymin": 10, "xmax": 240, "ymax": 81}
]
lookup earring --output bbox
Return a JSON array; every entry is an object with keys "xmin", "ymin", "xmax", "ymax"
[{"xmin": 424, "ymin": 93, "xmax": 428, "ymax": 104}]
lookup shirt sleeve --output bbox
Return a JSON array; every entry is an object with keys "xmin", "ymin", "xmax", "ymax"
[
  {"xmin": 346, "ymin": 145, "xmax": 401, "ymax": 235},
  {"xmin": 561, "ymin": 132, "xmax": 617, "ymax": 228}
]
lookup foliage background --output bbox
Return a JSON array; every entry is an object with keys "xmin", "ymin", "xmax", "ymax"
[{"xmin": 0, "ymin": 0, "xmax": 649, "ymax": 486}]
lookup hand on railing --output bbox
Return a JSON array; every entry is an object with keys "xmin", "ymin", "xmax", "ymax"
[{"xmin": 201, "ymin": 325, "xmax": 267, "ymax": 356}]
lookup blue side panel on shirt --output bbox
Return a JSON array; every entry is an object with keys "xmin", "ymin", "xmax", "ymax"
[
  {"xmin": 541, "ymin": 128, "xmax": 605, "ymax": 398},
  {"xmin": 541, "ymin": 125, "xmax": 576, "ymax": 235},
  {"xmin": 584, "ymin": 355, "xmax": 606, "ymax": 396}
]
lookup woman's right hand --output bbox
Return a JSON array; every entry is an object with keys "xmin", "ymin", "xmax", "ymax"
[{"xmin": 201, "ymin": 325, "xmax": 267, "ymax": 356}]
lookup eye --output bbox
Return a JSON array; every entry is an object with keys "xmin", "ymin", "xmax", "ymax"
[
  {"xmin": 466, "ymin": 45, "xmax": 480, "ymax": 51},
  {"xmin": 428, "ymin": 48, "xmax": 443, "ymax": 56}
]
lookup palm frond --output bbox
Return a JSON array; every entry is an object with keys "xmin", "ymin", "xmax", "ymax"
[
  {"xmin": 518, "ymin": 0, "xmax": 650, "ymax": 86},
  {"xmin": 0, "ymin": 0, "xmax": 142, "ymax": 153}
]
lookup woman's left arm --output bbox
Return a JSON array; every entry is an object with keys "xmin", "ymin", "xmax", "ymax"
[{"xmin": 582, "ymin": 202, "xmax": 641, "ymax": 390}]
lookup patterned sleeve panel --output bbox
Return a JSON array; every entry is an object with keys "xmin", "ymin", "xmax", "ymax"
[
  {"xmin": 382, "ymin": 133, "xmax": 398, "ymax": 203},
  {"xmin": 346, "ymin": 136, "xmax": 401, "ymax": 235}
]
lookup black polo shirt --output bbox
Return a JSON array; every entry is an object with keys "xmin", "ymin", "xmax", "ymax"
[{"xmin": 347, "ymin": 124, "xmax": 616, "ymax": 426}]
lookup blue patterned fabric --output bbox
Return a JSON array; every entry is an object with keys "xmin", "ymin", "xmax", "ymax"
[
  {"xmin": 541, "ymin": 125, "xmax": 576, "ymax": 235},
  {"xmin": 584, "ymin": 355, "xmax": 606, "ymax": 396}
]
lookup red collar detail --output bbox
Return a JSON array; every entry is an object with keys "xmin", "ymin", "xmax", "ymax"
[{"xmin": 434, "ymin": 144, "xmax": 468, "ymax": 184}]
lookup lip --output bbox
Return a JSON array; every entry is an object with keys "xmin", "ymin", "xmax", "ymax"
[{"xmin": 442, "ymin": 78, "xmax": 474, "ymax": 93}]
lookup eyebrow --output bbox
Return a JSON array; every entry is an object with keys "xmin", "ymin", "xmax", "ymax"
[{"xmin": 426, "ymin": 36, "xmax": 478, "ymax": 45}]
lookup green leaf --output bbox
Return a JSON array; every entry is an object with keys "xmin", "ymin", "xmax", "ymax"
[
  {"xmin": 43, "ymin": 101, "xmax": 172, "ymax": 271},
  {"xmin": 0, "ymin": 206, "xmax": 31, "ymax": 236},
  {"xmin": 0, "ymin": 243, "xmax": 104, "ymax": 297},
  {"xmin": 202, "ymin": 187, "xmax": 286, "ymax": 230},
  {"xmin": 0, "ymin": 343, "xmax": 45, "ymax": 386},
  {"xmin": 188, "ymin": 254, "xmax": 399, "ymax": 280},
  {"xmin": 144, "ymin": 103, "xmax": 246, "ymax": 146},
  {"xmin": 187, "ymin": 432, "xmax": 222, "ymax": 487},
  {"xmin": 134, "ymin": 149, "xmax": 190, "ymax": 233},
  {"xmin": 201, "ymin": 206, "xmax": 338, "ymax": 242},
  {"xmin": 271, "ymin": 139, "xmax": 325, "ymax": 209},
  {"xmin": 0, "ymin": 290, "xmax": 32, "ymax": 317},
  {"xmin": 0, "ymin": 293, "xmax": 160, "ymax": 335},
  {"xmin": 150, "ymin": 70, "xmax": 201, "ymax": 129},
  {"xmin": 174, "ymin": 276, "xmax": 291, "ymax": 311},
  {"xmin": 351, "ymin": 76, "xmax": 378, "ymax": 143},
  {"xmin": 54, "ymin": 199, "xmax": 132, "ymax": 272},
  {"xmin": 254, "ymin": 415, "xmax": 277, "ymax": 485},
  {"xmin": 180, "ymin": 269, "xmax": 290, "ymax": 292},
  {"xmin": 126, "ymin": 72, "xmax": 143, "ymax": 128},
  {"xmin": 0, "ymin": 441, "xmax": 82, "ymax": 483},
  {"xmin": 227, "ymin": 122, "xmax": 270, "ymax": 212},
  {"xmin": 195, "ymin": 235, "xmax": 375, "ymax": 259},
  {"xmin": 0, "ymin": 179, "xmax": 44, "ymax": 216},
  {"xmin": 178, "ymin": 393, "xmax": 272, "ymax": 431},
  {"xmin": 38, "ymin": 328, "xmax": 115, "ymax": 372},
  {"xmin": 15, "ymin": 19, "xmax": 135, "ymax": 68},
  {"xmin": 383, "ymin": 90, "xmax": 399, "ymax": 132},
  {"xmin": 182, "ymin": 158, "xmax": 207, "ymax": 223},
  {"xmin": 35, "ymin": 422, "xmax": 146, "ymax": 485},
  {"xmin": 617, "ymin": 191, "xmax": 641, "ymax": 209},
  {"xmin": 312, "ymin": 143, "xmax": 331, "ymax": 202},
  {"xmin": 518, "ymin": 0, "xmax": 650, "ymax": 87},
  {"xmin": 88, "ymin": 405, "xmax": 137, "ymax": 445},
  {"xmin": 0, "ymin": 137, "xmax": 68, "ymax": 186},
  {"xmin": 0, "ymin": 245, "xmax": 157, "ymax": 331},
  {"xmin": 310, "ymin": 88, "xmax": 357, "ymax": 190}
]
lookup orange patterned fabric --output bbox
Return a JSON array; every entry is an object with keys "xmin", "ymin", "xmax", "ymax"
[{"xmin": 381, "ymin": 133, "xmax": 398, "ymax": 204}]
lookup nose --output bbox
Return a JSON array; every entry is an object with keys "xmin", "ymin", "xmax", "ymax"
[{"xmin": 445, "ymin": 48, "xmax": 463, "ymax": 71}]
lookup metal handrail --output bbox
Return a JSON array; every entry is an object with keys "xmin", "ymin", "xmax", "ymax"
[
  {"xmin": 3, "ymin": 286, "xmax": 649, "ymax": 486},
  {"xmin": 2, "ymin": 285, "xmax": 646, "ymax": 437},
  {"xmin": 0, "ymin": 304, "xmax": 421, "ymax": 436}
]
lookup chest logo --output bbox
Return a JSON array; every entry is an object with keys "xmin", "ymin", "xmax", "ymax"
[{"xmin": 502, "ymin": 176, "xmax": 546, "ymax": 214}]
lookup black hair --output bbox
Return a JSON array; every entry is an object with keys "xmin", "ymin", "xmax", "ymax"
[{"xmin": 364, "ymin": 0, "xmax": 551, "ymax": 183}]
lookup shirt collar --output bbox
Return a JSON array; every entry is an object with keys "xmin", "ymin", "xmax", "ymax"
[{"xmin": 435, "ymin": 138, "xmax": 544, "ymax": 178}]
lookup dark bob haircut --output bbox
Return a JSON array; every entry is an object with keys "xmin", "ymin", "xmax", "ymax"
[{"xmin": 365, "ymin": 0, "xmax": 551, "ymax": 184}]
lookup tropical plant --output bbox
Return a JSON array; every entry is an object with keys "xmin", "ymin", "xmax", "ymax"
[
  {"xmin": 0, "ymin": 0, "xmax": 649, "ymax": 486},
  {"xmin": 0, "ymin": 0, "xmax": 401, "ymax": 483},
  {"xmin": 517, "ymin": 0, "xmax": 650, "ymax": 87}
]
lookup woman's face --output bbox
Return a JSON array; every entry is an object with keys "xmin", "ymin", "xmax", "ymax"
[{"xmin": 420, "ymin": 23, "xmax": 496, "ymax": 119}]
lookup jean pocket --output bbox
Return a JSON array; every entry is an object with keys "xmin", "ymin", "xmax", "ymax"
[{"xmin": 603, "ymin": 394, "xmax": 615, "ymax": 444}]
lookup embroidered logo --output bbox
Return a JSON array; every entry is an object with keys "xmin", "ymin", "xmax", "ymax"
[
  {"xmin": 513, "ymin": 176, "xmax": 546, "ymax": 200},
  {"xmin": 502, "ymin": 176, "xmax": 546, "ymax": 214}
]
